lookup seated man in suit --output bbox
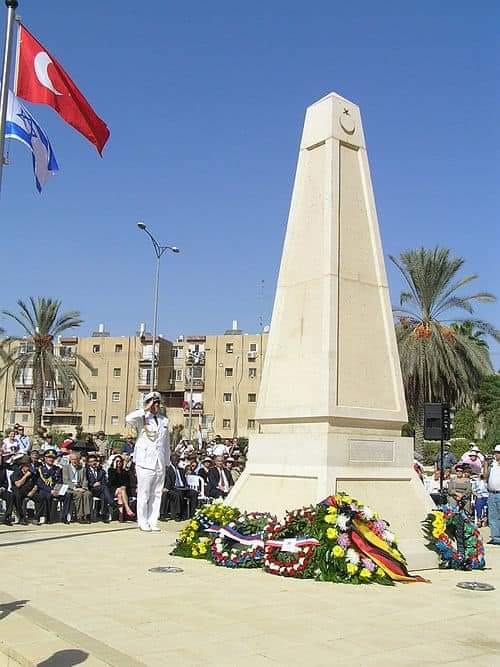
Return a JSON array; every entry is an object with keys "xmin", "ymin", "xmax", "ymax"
[
  {"xmin": 207, "ymin": 456, "xmax": 234, "ymax": 499},
  {"xmin": 86, "ymin": 453, "xmax": 114, "ymax": 523},
  {"xmin": 160, "ymin": 454, "xmax": 198, "ymax": 521},
  {"xmin": 35, "ymin": 449, "xmax": 62, "ymax": 524},
  {"xmin": 10, "ymin": 455, "xmax": 43, "ymax": 525},
  {"xmin": 62, "ymin": 451, "xmax": 92, "ymax": 524}
]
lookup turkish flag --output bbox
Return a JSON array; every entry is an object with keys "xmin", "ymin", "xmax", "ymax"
[{"xmin": 15, "ymin": 25, "xmax": 110, "ymax": 154}]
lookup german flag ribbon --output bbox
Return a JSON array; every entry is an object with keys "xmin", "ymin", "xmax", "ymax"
[{"xmin": 351, "ymin": 520, "xmax": 429, "ymax": 583}]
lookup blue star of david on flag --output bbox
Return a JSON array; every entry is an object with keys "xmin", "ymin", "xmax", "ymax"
[{"xmin": 4, "ymin": 88, "xmax": 59, "ymax": 192}]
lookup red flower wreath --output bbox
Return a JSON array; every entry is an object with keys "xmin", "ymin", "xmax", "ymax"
[{"xmin": 263, "ymin": 507, "xmax": 319, "ymax": 579}]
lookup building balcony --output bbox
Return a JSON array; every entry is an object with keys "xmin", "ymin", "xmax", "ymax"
[
  {"xmin": 247, "ymin": 351, "xmax": 258, "ymax": 361},
  {"xmin": 14, "ymin": 404, "xmax": 31, "ymax": 412},
  {"xmin": 185, "ymin": 378, "xmax": 205, "ymax": 391},
  {"xmin": 15, "ymin": 382, "xmax": 33, "ymax": 388},
  {"xmin": 58, "ymin": 356, "xmax": 76, "ymax": 366},
  {"xmin": 137, "ymin": 383, "xmax": 151, "ymax": 391},
  {"xmin": 183, "ymin": 407, "xmax": 203, "ymax": 417},
  {"xmin": 43, "ymin": 405, "xmax": 81, "ymax": 415},
  {"xmin": 60, "ymin": 336, "xmax": 78, "ymax": 345},
  {"xmin": 139, "ymin": 356, "xmax": 157, "ymax": 365},
  {"xmin": 186, "ymin": 336, "xmax": 206, "ymax": 343}
]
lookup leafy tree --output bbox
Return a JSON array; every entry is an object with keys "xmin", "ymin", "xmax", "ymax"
[
  {"xmin": 0, "ymin": 298, "xmax": 93, "ymax": 431},
  {"xmin": 452, "ymin": 407, "xmax": 476, "ymax": 440},
  {"xmin": 478, "ymin": 374, "xmax": 500, "ymax": 446},
  {"xmin": 390, "ymin": 247, "xmax": 499, "ymax": 454}
]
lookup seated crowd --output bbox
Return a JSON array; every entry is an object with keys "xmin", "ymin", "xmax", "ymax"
[{"xmin": 0, "ymin": 427, "xmax": 246, "ymax": 527}]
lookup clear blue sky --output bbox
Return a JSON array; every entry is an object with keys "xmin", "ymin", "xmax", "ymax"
[{"xmin": 1, "ymin": 1, "xmax": 499, "ymax": 364}]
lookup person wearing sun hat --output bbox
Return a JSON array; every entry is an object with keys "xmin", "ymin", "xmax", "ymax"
[{"xmin": 126, "ymin": 391, "xmax": 170, "ymax": 532}]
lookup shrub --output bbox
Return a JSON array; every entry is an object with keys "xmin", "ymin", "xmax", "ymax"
[{"xmin": 452, "ymin": 408, "xmax": 476, "ymax": 440}]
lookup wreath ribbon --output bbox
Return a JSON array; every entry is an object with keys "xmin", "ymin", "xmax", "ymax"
[
  {"xmin": 351, "ymin": 520, "xmax": 428, "ymax": 583},
  {"xmin": 265, "ymin": 537, "xmax": 320, "ymax": 549}
]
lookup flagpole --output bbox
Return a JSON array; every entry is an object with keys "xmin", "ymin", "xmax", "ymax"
[{"xmin": 0, "ymin": 0, "xmax": 18, "ymax": 192}]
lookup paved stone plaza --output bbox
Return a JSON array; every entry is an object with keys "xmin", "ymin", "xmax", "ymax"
[{"xmin": 1, "ymin": 522, "xmax": 499, "ymax": 666}]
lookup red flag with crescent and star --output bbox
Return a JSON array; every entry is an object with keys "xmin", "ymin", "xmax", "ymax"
[{"xmin": 15, "ymin": 25, "xmax": 110, "ymax": 154}]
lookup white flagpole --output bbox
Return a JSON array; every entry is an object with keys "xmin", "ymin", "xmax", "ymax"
[{"xmin": 0, "ymin": 0, "xmax": 19, "ymax": 194}]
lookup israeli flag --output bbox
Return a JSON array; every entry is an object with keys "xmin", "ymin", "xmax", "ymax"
[{"xmin": 5, "ymin": 89, "xmax": 59, "ymax": 192}]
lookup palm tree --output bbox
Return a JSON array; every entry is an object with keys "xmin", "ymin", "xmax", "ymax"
[
  {"xmin": 0, "ymin": 298, "xmax": 94, "ymax": 432},
  {"xmin": 390, "ymin": 247, "xmax": 499, "ymax": 453},
  {"xmin": 451, "ymin": 320, "xmax": 489, "ymax": 349}
]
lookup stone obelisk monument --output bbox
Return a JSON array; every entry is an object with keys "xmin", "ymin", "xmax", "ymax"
[{"xmin": 228, "ymin": 92, "xmax": 436, "ymax": 570}]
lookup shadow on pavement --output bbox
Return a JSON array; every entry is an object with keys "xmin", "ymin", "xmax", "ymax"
[
  {"xmin": 0, "ymin": 527, "xmax": 137, "ymax": 548},
  {"xmin": 0, "ymin": 599, "xmax": 29, "ymax": 620},
  {"xmin": 37, "ymin": 649, "xmax": 89, "ymax": 666}
]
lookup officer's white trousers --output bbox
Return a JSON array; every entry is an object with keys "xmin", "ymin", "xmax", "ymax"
[{"xmin": 136, "ymin": 463, "xmax": 164, "ymax": 530}]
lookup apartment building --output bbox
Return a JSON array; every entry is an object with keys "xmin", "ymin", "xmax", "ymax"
[
  {"xmin": 0, "ymin": 326, "xmax": 174, "ymax": 434},
  {"xmin": 166, "ymin": 324, "xmax": 268, "ymax": 439},
  {"xmin": 0, "ymin": 323, "xmax": 268, "ymax": 439}
]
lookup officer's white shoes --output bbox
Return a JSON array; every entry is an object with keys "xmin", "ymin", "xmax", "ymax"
[
  {"xmin": 139, "ymin": 526, "xmax": 152, "ymax": 532},
  {"xmin": 150, "ymin": 526, "xmax": 161, "ymax": 532}
]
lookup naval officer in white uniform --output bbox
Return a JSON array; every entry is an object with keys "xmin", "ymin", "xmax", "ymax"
[{"xmin": 126, "ymin": 391, "xmax": 170, "ymax": 532}]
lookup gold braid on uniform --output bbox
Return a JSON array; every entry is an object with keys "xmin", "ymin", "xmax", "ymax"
[
  {"xmin": 142, "ymin": 416, "xmax": 157, "ymax": 443},
  {"xmin": 39, "ymin": 469, "xmax": 54, "ymax": 487}
]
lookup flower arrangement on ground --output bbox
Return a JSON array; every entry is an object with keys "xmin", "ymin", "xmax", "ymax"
[
  {"xmin": 210, "ymin": 511, "xmax": 273, "ymax": 568},
  {"xmin": 311, "ymin": 494, "xmax": 420, "ymax": 585},
  {"xmin": 263, "ymin": 494, "xmax": 426, "ymax": 584},
  {"xmin": 263, "ymin": 507, "xmax": 320, "ymax": 578},
  {"xmin": 171, "ymin": 501, "xmax": 240, "ymax": 559},
  {"xmin": 424, "ymin": 506, "xmax": 485, "ymax": 570}
]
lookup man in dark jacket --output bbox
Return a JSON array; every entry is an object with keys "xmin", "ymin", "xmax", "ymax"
[
  {"xmin": 86, "ymin": 454, "xmax": 114, "ymax": 522},
  {"xmin": 160, "ymin": 455, "xmax": 198, "ymax": 521},
  {"xmin": 10, "ymin": 455, "xmax": 43, "ymax": 525},
  {"xmin": 207, "ymin": 456, "xmax": 234, "ymax": 499},
  {"xmin": 35, "ymin": 449, "xmax": 61, "ymax": 524}
]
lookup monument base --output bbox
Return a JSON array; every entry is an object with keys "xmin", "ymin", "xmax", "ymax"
[{"xmin": 227, "ymin": 426, "xmax": 437, "ymax": 571}]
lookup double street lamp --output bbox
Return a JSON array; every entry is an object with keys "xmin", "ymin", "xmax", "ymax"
[{"xmin": 137, "ymin": 221, "xmax": 180, "ymax": 391}]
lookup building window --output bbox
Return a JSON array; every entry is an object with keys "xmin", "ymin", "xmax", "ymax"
[
  {"xmin": 111, "ymin": 416, "xmax": 119, "ymax": 426},
  {"xmin": 92, "ymin": 344, "xmax": 101, "ymax": 354},
  {"xmin": 248, "ymin": 393, "xmax": 256, "ymax": 403},
  {"xmin": 248, "ymin": 367, "xmax": 257, "ymax": 379},
  {"xmin": 112, "ymin": 392, "xmax": 120, "ymax": 402},
  {"xmin": 225, "ymin": 367, "xmax": 233, "ymax": 377},
  {"xmin": 225, "ymin": 342, "xmax": 234, "ymax": 353},
  {"xmin": 113, "ymin": 368, "xmax": 121, "ymax": 377},
  {"xmin": 249, "ymin": 343, "xmax": 257, "ymax": 352},
  {"xmin": 91, "ymin": 368, "xmax": 98, "ymax": 377},
  {"xmin": 173, "ymin": 347, "xmax": 183, "ymax": 358},
  {"xmin": 175, "ymin": 369, "xmax": 183, "ymax": 382},
  {"xmin": 21, "ymin": 413, "xmax": 29, "ymax": 423},
  {"xmin": 222, "ymin": 418, "xmax": 231, "ymax": 429},
  {"xmin": 88, "ymin": 415, "xmax": 96, "ymax": 426},
  {"xmin": 89, "ymin": 391, "xmax": 97, "ymax": 401},
  {"xmin": 247, "ymin": 419, "xmax": 256, "ymax": 429},
  {"xmin": 223, "ymin": 393, "xmax": 232, "ymax": 402},
  {"xmin": 115, "ymin": 344, "xmax": 123, "ymax": 353}
]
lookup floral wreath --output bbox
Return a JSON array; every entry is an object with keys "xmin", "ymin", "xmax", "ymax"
[
  {"xmin": 424, "ymin": 507, "xmax": 485, "ymax": 570},
  {"xmin": 171, "ymin": 501, "xmax": 240, "ymax": 559},
  {"xmin": 312, "ymin": 494, "xmax": 409, "ymax": 585},
  {"xmin": 263, "ymin": 507, "xmax": 320, "ymax": 578},
  {"xmin": 210, "ymin": 512, "xmax": 273, "ymax": 568}
]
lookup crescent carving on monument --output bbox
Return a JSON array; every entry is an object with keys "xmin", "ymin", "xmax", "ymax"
[{"xmin": 34, "ymin": 51, "xmax": 63, "ymax": 96}]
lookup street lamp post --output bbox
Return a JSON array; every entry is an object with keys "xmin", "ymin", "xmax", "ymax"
[{"xmin": 137, "ymin": 221, "xmax": 180, "ymax": 391}]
